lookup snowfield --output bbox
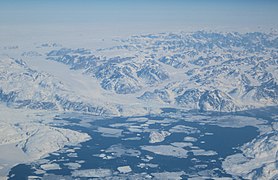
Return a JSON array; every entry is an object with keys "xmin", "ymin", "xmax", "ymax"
[{"xmin": 0, "ymin": 104, "xmax": 91, "ymax": 177}]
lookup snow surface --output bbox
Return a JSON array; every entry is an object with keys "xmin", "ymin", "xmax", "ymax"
[
  {"xmin": 0, "ymin": 104, "xmax": 91, "ymax": 177},
  {"xmin": 222, "ymin": 132, "xmax": 278, "ymax": 179}
]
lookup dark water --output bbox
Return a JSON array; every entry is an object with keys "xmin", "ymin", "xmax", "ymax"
[{"xmin": 8, "ymin": 112, "xmax": 259, "ymax": 179}]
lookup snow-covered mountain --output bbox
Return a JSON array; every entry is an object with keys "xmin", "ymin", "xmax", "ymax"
[
  {"xmin": 43, "ymin": 31, "xmax": 278, "ymax": 112},
  {"xmin": 0, "ymin": 56, "xmax": 108, "ymax": 115},
  {"xmin": 0, "ymin": 31, "xmax": 277, "ymax": 114}
]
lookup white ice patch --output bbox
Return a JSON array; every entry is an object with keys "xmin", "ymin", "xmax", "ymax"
[
  {"xmin": 191, "ymin": 149, "xmax": 217, "ymax": 156},
  {"xmin": 149, "ymin": 131, "xmax": 171, "ymax": 143},
  {"xmin": 33, "ymin": 169, "xmax": 45, "ymax": 175},
  {"xmin": 72, "ymin": 169, "xmax": 112, "ymax": 178},
  {"xmin": 109, "ymin": 123, "xmax": 136, "ymax": 128},
  {"xmin": 127, "ymin": 126, "xmax": 143, "ymax": 133},
  {"xmin": 67, "ymin": 153, "xmax": 78, "ymax": 158},
  {"xmin": 96, "ymin": 153, "xmax": 113, "ymax": 160},
  {"xmin": 40, "ymin": 163, "xmax": 61, "ymax": 171},
  {"xmin": 117, "ymin": 166, "xmax": 132, "ymax": 173},
  {"xmin": 138, "ymin": 163, "xmax": 159, "ymax": 169},
  {"xmin": 122, "ymin": 137, "xmax": 141, "ymax": 141},
  {"xmin": 202, "ymin": 115, "xmax": 266, "ymax": 129},
  {"xmin": 64, "ymin": 162, "xmax": 81, "ymax": 170},
  {"xmin": 184, "ymin": 136, "xmax": 198, "ymax": 142},
  {"xmin": 97, "ymin": 127, "xmax": 123, "ymax": 137},
  {"xmin": 126, "ymin": 117, "xmax": 149, "ymax": 122},
  {"xmin": 204, "ymin": 132, "xmax": 213, "ymax": 136},
  {"xmin": 151, "ymin": 171, "xmax": 185, "ymax": 180},
  {"xmin": 171, "ymin": 142, "xmax": 193, "ymax": 148},
  {"xmin": 141, "ymin": 145, "xmax": 188, "ymax": 158},
  {"xmin": 105, "ymin": 144, "xmax": 141, "ymax": 158},
  {"xmin": 169, "ymin": 125, "xmax": 200, "ymax": 134},
  {"xmin": 27, "ymin": 175, "xmax": 41, "ymax": 180}
]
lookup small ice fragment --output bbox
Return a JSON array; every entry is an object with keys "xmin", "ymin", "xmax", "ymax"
[{"xmin": 117, "ymin": 166, "xmax": 132, "ymax": 173}]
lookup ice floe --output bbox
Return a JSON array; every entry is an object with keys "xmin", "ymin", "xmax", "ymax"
[
  {"xmin": 184, "ymin": 136, "xmax": 198, "ymax": 142},
  {"xmin": 64, "ymin": 162, "xmax": 81, "ymax": 170},
  {"xmin": 72, "ymin": 169, "xmax": 112, "ymax": 178},
  {"xmin": 138, "ymin": 163, "xmax": 159, "ymax": 169},
  {"xmin": 97, "ymin": 127, "xmax": 123, "ymax": 137},
  {"xmin": 117, "ymin": 166, "xmax": 132, "ymax": 173},
  {"xmin": 151, "ymin": 171, "xmax": 185, "ymax": 180},
  {"xmin": 191, "ymin": 149, "xmax": 217, "ymax": 156},
  {"xmin": 141, "ymin": 145, "xmax": 188, "ymax": 158},
  {"xmin": 105, "ymin": 144, "xmax": 141, "ymax": 158},
  {"xmin": 40, "ymin": 163, "xmax": 61, "ymax": 171},
  {"xmin": 171, "ymin": 142, "xmax": 193, "ymax": 148},
  {"xmin": 149, "ymin": 131, "xmax": 171, "ymax": 143},
  {"xmin": 169, "ymin": 125, "xmax": 200, "ymax": 134},
  {"xmin": 122, "ymin": 137, "xmax": 142, "ymax": 141}
]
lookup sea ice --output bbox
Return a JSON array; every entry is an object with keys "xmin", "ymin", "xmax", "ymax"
[
  {"xmin": 105, "ymin": 144, "xmax": 141, "ymax": 157},
  {"xmin": 184, "ymin": 136, "xmax": 198, "ymax": 142},
  {"xmin": 97, "ymin": 127, "xmax": 123, "ymax": 137},
  {"xmin": 191, "ymin": 149, "xmax": 217, "ymax": 156},
  {"xmin": 72, "ymin": 169, "xmax": 112, "ymax": 178},
  {"xmin": 151, "ymin": 171, "xmax": 185, "ymax": 180},
  {"xmin": 169, "ymin": 125, "xmax": 200, "ymax": 134},
  {"xmin": 138, "ymin": 163, "xmax": 159, "ymax": 168},
  {"xmin": 64, "ymin": 162, "xmax": 81, "ymax": 170},
  {"xmin": 122, "ymin": 137, "xmax": 142, "ymax": 141},
  {"xmin": 141, "ymin": 145, "xmax": 188, "ymax": 158},
  {"xmin": 171, "ymin": 142, "xmax": 193, "ymax": 148},
  {"xmin": 40, "ymin": 163, "xmax": 61, "ymax": 171},
  {"xmin": 149, "ymin": 131, "xmax": 171, "ymax": 143},
  {"xmin": 117, "ymin": 166, "xmax": 132, "ymax": 173}
]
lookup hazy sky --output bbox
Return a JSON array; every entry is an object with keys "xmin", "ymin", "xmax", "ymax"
[
  {"xmin": 0, "ymin": 0, "xmax": 278, "ymax": 43},
  {"xmin": 1, "ymin": 0, "xmax": 278, "ymax": 27}
]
